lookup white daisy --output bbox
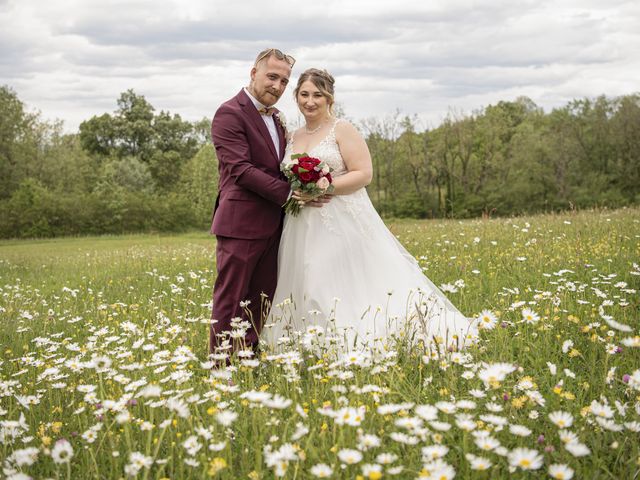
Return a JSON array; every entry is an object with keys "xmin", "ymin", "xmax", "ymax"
[
  {"xmin": 310, "ymin": 463, "xmax": 333, "ymax": 478},
  {"xmin": 549, "ymin": 411, "xmax": 573, "ymax": 428},
  {"xmin": 507, "ymin": 447, "xmax": 543, "ymax": 470},
  {"xmin": 337, "ymin": 448, "xmax": 362, "ymax": 465},
  {"xmin": 549, "ymin": 463, "xmax": 574, "ymax": 479},
  {"xmin": 51, "ymin": 439, "xmax": 73, "ymax": 464}
]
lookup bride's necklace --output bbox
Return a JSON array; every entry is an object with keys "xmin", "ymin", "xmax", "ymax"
[{"xmin": 305, "ymin": 120, "xmax": 326, "ymax": 135}]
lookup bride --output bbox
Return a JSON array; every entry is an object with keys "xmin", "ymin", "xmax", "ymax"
[{"xmin": 264, "ymin": 68, "xmax": 477, "ymax": 351}]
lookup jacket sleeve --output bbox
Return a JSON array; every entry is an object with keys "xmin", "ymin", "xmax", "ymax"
[{"xmin": 211, "ymin": 105, "xmax": 290, "ymax": 206}]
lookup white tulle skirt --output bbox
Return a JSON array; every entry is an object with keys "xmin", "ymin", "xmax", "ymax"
[{"xmin": 263, "ymin": 188, "xmax": 477, "ymax": 351}]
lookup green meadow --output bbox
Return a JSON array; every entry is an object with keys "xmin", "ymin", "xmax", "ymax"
[{"xmin": 1, "ymin": 208, "xmax": 639, "ymax": 479}]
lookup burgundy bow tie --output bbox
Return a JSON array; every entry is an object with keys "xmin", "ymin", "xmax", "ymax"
[{"xmin": 258, "ymin": 106, "xmax": 275, "ymax": 116}]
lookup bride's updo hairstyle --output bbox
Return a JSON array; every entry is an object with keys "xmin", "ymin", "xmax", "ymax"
[{"xmin": 294, "ymin": 68, "xmax": 336, "ymax": 115}]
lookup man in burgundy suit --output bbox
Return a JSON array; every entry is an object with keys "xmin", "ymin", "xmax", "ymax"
[{"xmin": 209, "ymin": 48, "xmax": 295, "ymax": 357}]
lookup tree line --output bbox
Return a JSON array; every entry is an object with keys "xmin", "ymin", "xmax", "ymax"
[
  {"xmin": 0, "ymin": 85, "xmax": 638, "ymax": 238},
  {"xmin": 363, "ymin": 96, "xmax": 640, "ymax": 218}
]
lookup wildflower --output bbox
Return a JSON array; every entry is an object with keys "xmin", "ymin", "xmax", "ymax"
[
  {"xmin": 508, "ymin": 447, "xmax": 543, "ymax": 470},
  {"xmin": 565, "ymin": 441, "xmax": 591, "ymax": 457},
  {"xmin": 262, "ymin": 394, "xmax": 293, "ymax": 410},
  {"xmin": 376, "ymin": 453, "xmax": 398, "ymax": 464},
  {"xmin": 422, "ymin": 445, "xmax": 449, "ymax": 460},
  {"xmin": 10, "ymin": 447, "xmax": 39, "ymax": 467},
  {"xmin": 558, "ymin": 429, "xmax": 578, "ymax": 444},
  {"xmin": 387, "ymin": 465, "xmax": 404, "ymax": 475},
  {"xmin": 263, "ymin": 443, "xmax": 298, "ymax": 475},
  {"xmin": 166, "ymin": 398, "xmax": 190, "ymax": 418},
  {"xmin": 465, "ymin": 453, "xmax": 492, "ymax": 470},
  {"xmin": 182, "ymin": 435, "xmax": 202, "ymax": 456},
  {"xmin": 479, "ymin": 414, "xmax": 508, "ymax": 426},
  {"xmin": 549, "ymin": 411, "xmax": 573, "ymax": 428},
  {"xmin": 358, "ymin": 433, "xmax": 381, "ymax": 450},
  {"xmin": 522, "ymin": 308, "xmax": 540, "ymax": 324},
  {"xmin": 338, "ymin": 448, "xmax": 363, "ymax": 464},
  {"xmin": 589, "ymin": 400, "xmax": 614, "ymax": 418},
  {"xmin": 291, "ymin": 422, "xmax": 309, "ymax": 441},
  {"xmin": 415, "ymin": 405, "xmax": 438, "ymax": 421},
  {"xmin": 625, "ymin": 421, "xmax": 640, "ymax": 432},
  {"xmin": 627, "ymin": 369, "xmax": 640, "ymax": 391},
  {"xmin": 138, "ymin": 385, "xmax": 162, "ymax": 398},
  {"xmin": 90, "ymin": 355, "xmax": 112, "ymax": 372},
  {"xmin": 420, "ymin": 460, "xmax": 455, "ymax": 479},
  {"xmin": 310, "ymin": 463, "xmax": 333, "ymax": 478},
  {"xmin": 435, "ymin": 401, "xmax": 457, "ymax": 414},
  {"xmin": 468, "ymin": 389, "xmax": 486, "ymax": 398},
  {"xmin": 549, "ymin": 463, "xmax": 574, "ymax": 479},
  {"xmin": 216, "ymin": 410, "xmax": 238, "ymax": 427},
  {"xmin": 362, "ymin": 463, "xmax": 383, "ymax": 479},
  {"xmin": 605, "ymin": 343, "xmax": 619, "ymax": 355},
  {"xmin": 124, "ymin": 451, "xmax": 153, "ymax": 477},
  {"xmin": 477, "ymin": 310, "xmax": 497, "ymax": 330},
  {"xmin": 621, "ymin": 336, "xmax": 640, "ymax": 347},
  {"xmin": 51, "ymin": 439, "xmax": 74, "ymax": 464},
  {"xmin": 509, "ymin": 424, "xmax": 532, "ymax": 437},
  {"xmin": 116, "ymin": 411, "xmax": 132, "ymax": 424},
  {"xmin": 455, "ymin": 414, "xmax": 476, "ymax": 432},
  {"xmin": 209, "ymin": 441, "xmax": 227, "ymax": 451},
  {"xmin": 388, "ymin": 432, "xmax": 419, "ymax": 445},
  {"xmin": 474, "ymin": 435, "xmax": 500, "ymax": 451},
  {"xmin": 429, "ymin": 420, "xmax": 452, "ymax": 431},
  {"xmin": 208, "ymin": 457, "xmax": 227, "ymax": 476},
  {"xmin": 595, "ymin": 418, "xmax": 624, "ymax": 432},
  {"xmin": 334, "ymin": 406, "xmax": 365, "ymax": 426},
  {"xmin": 478, "ymin": 362, "xmax": 516, "ymax": 386},
  {"xmin": 456, "ymin": 400, "xmax": 476, "ymax": 410},
  {"xmin": 377, "ymin": 402, "xmax": 414, "ymax": 415}
]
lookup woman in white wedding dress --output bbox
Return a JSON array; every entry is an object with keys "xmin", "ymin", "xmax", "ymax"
[{"xmin": 264, "ymin": 68, "xmax": 477, "ymax": 351}]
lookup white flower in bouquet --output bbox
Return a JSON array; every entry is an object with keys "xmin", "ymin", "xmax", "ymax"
[{"xmin": 316, "ymin": 177, "xmax": 330, "ymax": 191}]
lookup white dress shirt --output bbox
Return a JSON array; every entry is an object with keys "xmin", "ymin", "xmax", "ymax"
[{"xmin": 244, "ymin": 88, "xmax": 280, "ymax": 158}]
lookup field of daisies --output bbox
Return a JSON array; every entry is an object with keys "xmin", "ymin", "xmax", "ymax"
[{"xmin": 1, "ymin": 207, "xmax": 639, "ymax": 479}]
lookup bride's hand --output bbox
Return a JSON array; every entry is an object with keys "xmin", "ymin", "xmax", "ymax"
[
  {"xmin": 304, "ymin": 192, "xmax": 333, "ymax": 208},
  {"xmin": 292, "ymin": 190, "xmax": 316, "ymax": 203},
  {"xmin": 292, "ymin": 191, "xmax": 333, "ymax": 208}
]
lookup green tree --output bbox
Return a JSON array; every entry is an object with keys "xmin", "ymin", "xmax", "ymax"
[
  {"xmin": 0, "ymin": 85, "xmax": 38, "ymax": 199},
  {"xmin": 178, "ymin": 144, "xmax": 218, "ymax": 228}
]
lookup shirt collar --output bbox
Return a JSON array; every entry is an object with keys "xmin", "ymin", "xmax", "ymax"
[{"xmin": 244, "ymin": 87, "xmax": 267, "ymax": 111}]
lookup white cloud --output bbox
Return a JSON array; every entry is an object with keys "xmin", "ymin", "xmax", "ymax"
[{"xmin": 1, "ymin": 0, "xmax": 638, "ymax": 131}]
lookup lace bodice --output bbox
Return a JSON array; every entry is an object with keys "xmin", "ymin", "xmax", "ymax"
[
  {"xmin": 283, "ymin": 119, "xmax": 347, "ymax": 177},
  {"xmin": 282, "ymin": 118, "xmax": 375, "ymax": 238}
]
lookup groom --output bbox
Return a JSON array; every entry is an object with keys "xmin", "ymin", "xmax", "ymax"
[{"xmin": 209, "ymin": 48, "xmax": 295, "ymax": 357}]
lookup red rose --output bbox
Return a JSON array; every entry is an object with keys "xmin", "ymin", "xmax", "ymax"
[
  {"xmin": 298, "ymin": 157, "xmax": 320, "ymax": 172},
  {"xmin": 299, "ymin": 171, "xmax": 313, "ymax": 182}
]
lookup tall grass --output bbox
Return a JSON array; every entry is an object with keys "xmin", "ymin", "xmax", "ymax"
[{"xmin": 0, "ymin": 208, "xmax": 639, "ymax": 479}]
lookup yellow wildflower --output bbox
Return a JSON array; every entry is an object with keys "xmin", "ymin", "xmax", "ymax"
[{"xmin": 208, "ymin": 457, "xmax": 227, "ymax": 476}]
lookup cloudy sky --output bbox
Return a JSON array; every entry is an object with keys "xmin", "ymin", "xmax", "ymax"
[{"xmin": 1, "ymin": 0, "xmax": 639, "ymax": 132}]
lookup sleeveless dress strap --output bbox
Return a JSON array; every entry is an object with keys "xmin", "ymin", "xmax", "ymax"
[{"xmin": 327, "ymin": 118, "xmax": 343, "ymax": 142}]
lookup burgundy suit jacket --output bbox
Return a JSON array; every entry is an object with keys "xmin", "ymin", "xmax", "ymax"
[{"xmin": 210, "ymin": 89, "xmax": 290, "ymax": 239}]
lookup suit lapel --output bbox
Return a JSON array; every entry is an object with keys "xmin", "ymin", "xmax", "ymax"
[{"xmin": 238, "ymin": 90, "xmax": 279, "ymax": 163}]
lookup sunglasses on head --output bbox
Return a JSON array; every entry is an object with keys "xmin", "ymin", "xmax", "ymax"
[{"xmin": 255, "ymin": 48, "xmax": 296, "ymax": 68}]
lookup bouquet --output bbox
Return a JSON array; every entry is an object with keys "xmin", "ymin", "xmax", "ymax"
[{"xmin": 281, "ymin": 153, "xmax": 334, "ymax": 216}]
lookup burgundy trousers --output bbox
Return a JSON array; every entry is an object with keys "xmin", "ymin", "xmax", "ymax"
[{"xmin": 209, "ymin": 229, "xmax": 281, "ymax": 354}]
